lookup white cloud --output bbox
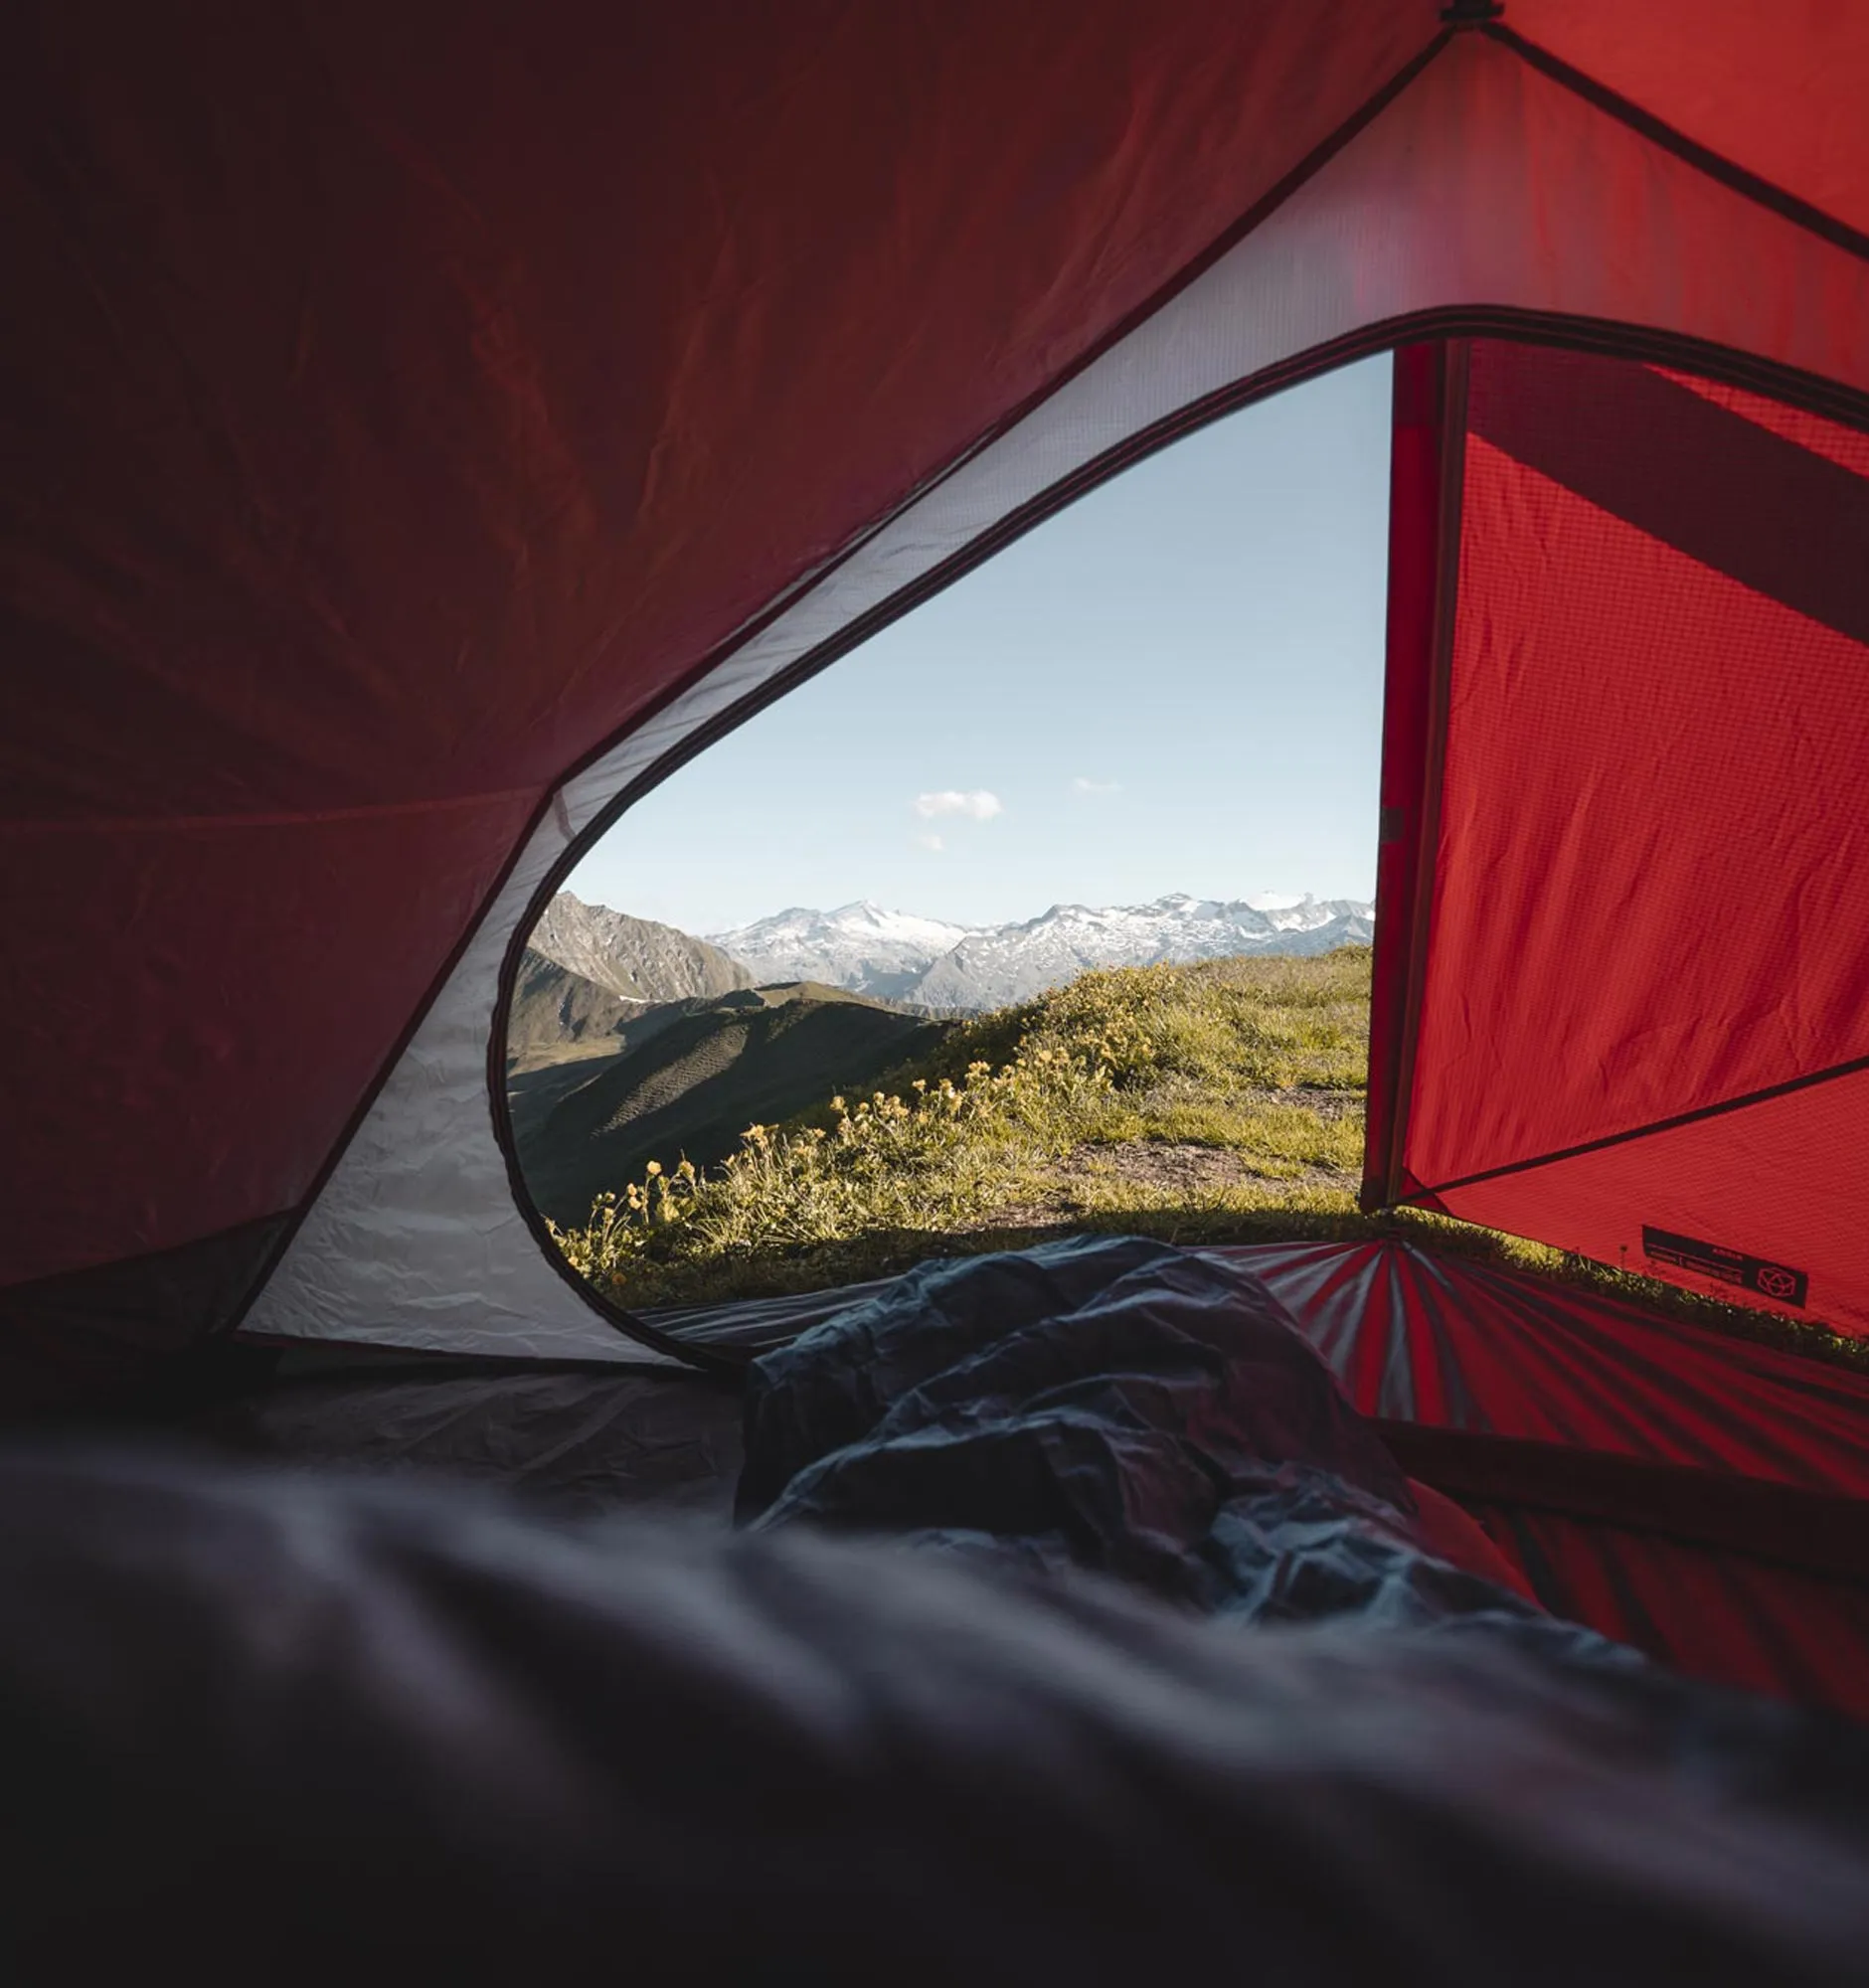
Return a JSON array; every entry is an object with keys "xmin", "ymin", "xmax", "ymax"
[
  {"xmin": 915, "ymin": 789, "xmax": 1002, "ymax": 822},
  {"xmin": 915, "ymin": 832, "xmax": 944, "ymax": 853},
  {"xmin": 1072, "ymin": 776, "xmax": 1121, "ymax": 797}
]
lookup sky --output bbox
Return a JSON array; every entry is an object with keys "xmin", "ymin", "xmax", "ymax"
[{"xmin": 570, "ymin": 354, "xmax": 1393, "ymax": 937}]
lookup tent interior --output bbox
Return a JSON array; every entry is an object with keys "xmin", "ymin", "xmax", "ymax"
[{"xmin": 8, "ymin": 4, "xmax": 1869, "ymax": 1926}]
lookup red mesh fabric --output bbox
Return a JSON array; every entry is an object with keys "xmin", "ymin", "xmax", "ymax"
[
  {"xmin": 1364, "ymin": 345, "xmax": 1449, "ymax": 1193},
  {"xmin": 1398, "ymin": 343, "xmax": 1869, "ymax": 1336},
  {"xmin": 1439, "ymin": 1073, "xmax": 1869, "ymax": 1340},
  {"xmin": 1657, "ymin": 371, "xmax": 1869, "ymax": 474}
]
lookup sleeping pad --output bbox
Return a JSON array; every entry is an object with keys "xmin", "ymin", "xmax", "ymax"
[{"xmin": 741, "ymin": 1234, "xmax": 1618, "ymax": 1664}]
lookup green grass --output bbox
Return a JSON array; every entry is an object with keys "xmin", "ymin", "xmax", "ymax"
[{"xmin": 546, "ymin": 946, "xmax": 1868, "ymax": 1373}]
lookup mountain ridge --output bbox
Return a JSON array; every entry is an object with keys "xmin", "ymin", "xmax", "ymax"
[
  {"xmin": 707, "ymin": 901, "xmax": 975, "ymax": 1002},
  {"xmin": 706, "ymin": 890, "xmax": 1373, "ymax": 1010},
  {"xmin": 532, "ymin": 893, "xmax": 752, "ymax": 1005}
]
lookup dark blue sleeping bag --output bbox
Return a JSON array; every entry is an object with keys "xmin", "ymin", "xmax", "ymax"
[{"xmin": 741, "ymin": 1235, "xmax": 1618, "ymax": 1663}]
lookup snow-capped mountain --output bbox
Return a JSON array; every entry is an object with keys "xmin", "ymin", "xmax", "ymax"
[
  {"xmin": 703, "ymin": 892, "xmax": 1373, "ymax": 1010},
  {"xmin": 907, "ymin": 894, "xmax": 1373, "ymax": 1011},
  {"xmin": 706, "ymin": 902, "xmax": 979, "ymax": 1001}
]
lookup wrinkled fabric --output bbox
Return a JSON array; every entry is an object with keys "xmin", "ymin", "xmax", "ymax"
[
  {"xmin": 184, "ymin": 1362, "xmax": 746, "ymax": 1519},
  {"xmin": 740, "ymin": 1237, "xmax": 1410, "ymax": 1516},
  {"xmin": 740, "ymin": 1237, "xmax": 1623, "ymax": 1668}
]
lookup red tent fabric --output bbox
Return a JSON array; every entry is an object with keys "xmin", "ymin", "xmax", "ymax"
[
  {"xmin": 1, "ymin": 0, "xmax": 1427, "ymax": 1302},
  {"xmin": 1510, "ymin": 0, "xmax": 1869, "ymax": 236},
  {"xmin": 1236, "ymin": 1240, "xmax": 1869, "ymax": 1717},
  {"xmin": 1366, "ymin": 342, "xmax": 1869, "ymax": 1337}
]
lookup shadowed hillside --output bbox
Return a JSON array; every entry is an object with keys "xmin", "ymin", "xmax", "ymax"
[
  {"xmin": 505, "ymin": 949, "xmax": 736, "ymax": 1076},
  {"xmin": 506, "ymin": 949, "xmax": 643, "ymax": 1069},
  {"xmin": 516, "ymin": 983, "xmax": 953, "ymax": 1226}
]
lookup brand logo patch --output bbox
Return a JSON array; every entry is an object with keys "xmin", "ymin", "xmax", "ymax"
[{"xmin": 1641, "ymin": 1227, "xmax": 1808, "ymax": 1308}]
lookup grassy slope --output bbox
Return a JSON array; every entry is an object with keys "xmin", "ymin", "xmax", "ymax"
[{"xmin": 548, "ymin": 948, "xmax": 1865, "ymax": 1371}]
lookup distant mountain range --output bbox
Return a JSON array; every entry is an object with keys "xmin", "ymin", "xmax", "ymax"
[
  {"xmin": 705, "ymin": 903, "xmax": 977, "ymax": 1002},
  {"xmin": 710, "ymin": 893, "xmax": 1373, "ymax": 1011}
]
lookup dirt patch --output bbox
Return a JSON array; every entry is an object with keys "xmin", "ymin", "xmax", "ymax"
[
  {"xmin": 968, "ymin": 1197, "xmax": 1079, "ymax": 1232},
  {"xmin": 1082, "ymin": 1140, "xmax": 1354, "ymax": 1194},
  {"xmin": 1099, "ymin": 1141, "xmax": 1254, "ymax": 1193},
  {"xmin": 1239, "ymin": 1085, "xmax": 1364, "ymax": 1121},
  {"xmin": 966, "ymin": 1140, "xmax": 1358, "ymax": 1237}
]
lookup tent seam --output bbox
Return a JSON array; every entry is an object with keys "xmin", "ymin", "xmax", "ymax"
[
  {"xmin": 1407, "ymin": 1050, "xmax": 1869, "ymax": 1206},
  {"xmin": 1482, "ymin": 22, "xmax": 1869, "ymax": 268}
]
